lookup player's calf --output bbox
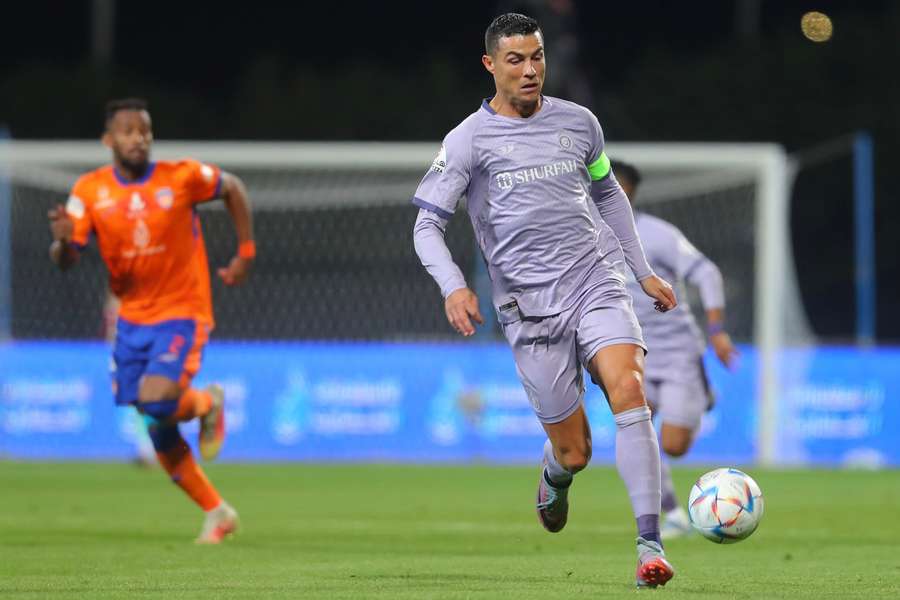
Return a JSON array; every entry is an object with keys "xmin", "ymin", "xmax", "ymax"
[
  {"xmin": 199, "ymin": 384, "xmax": 226, "ymax": 461},
  {"xmin": 660, "ymin": 423, "xmax": 693, "ymax": 458}
]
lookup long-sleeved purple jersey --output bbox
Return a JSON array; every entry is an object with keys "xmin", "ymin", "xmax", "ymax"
[
  {"xmin": 412, "ymin": 96, "xmax": 652, "ymax": 319},
  {"xmin": 626, "ymin": 212, "xmax": 725, "ymax": 378}
]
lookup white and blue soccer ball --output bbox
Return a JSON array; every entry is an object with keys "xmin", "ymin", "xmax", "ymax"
[{"xmin": 687, "ymin": 468, "xmax": 764, "ymax": 543}]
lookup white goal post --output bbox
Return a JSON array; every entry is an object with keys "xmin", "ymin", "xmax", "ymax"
[{"xmin": 1, "ymin": 140, "xmax": 804, "ymax": 464}]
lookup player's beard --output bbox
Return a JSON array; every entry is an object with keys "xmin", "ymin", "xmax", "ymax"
[{"xmin": 117, "ymin": 152, "xmax": 150, "ymax": 178}]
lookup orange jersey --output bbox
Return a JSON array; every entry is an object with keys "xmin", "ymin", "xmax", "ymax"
[{"xmin": 66, "ymin": 160, "xmax": 221, "ymax": 326}]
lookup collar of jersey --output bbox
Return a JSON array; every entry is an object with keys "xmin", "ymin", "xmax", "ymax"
[
  {"xmin": 112, "ymin": 162, "xmax": 156, "ymax": 186},
  {"xmin": 481, "ymin": 96, "xmax": 550, "ymax": 121}
]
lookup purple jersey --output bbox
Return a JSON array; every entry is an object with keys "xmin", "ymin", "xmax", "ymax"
[
  {"xmin": 626, "ymin": 212, "xmax": 725, "ymax": 380},
  {"xmin": 412, "ymin": 96, "xmax": 651, "ymax": 318}
]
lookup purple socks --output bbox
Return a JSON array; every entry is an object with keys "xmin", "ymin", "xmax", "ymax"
[{"xmin": 614, "ymin": 405, "xmax": 662, "ymax": 544}]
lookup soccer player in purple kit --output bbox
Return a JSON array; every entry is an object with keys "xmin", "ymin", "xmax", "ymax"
[
  {"xmin": 611, "ymin": 160, "xmax": 738, "ymax": 539},
  {"xmin": 412, "ymin": 13, "xmax": 677, "ymax": 588}
]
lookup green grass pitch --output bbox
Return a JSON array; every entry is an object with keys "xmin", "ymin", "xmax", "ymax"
[{"xmin": 1, "ymin": 463, "xmax": 898, "ymax": 599}]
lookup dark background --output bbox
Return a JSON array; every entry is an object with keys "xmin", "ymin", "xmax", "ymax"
[{"xmin": 2, "ymin": 0, "xmax": 897, "ymax": 341}]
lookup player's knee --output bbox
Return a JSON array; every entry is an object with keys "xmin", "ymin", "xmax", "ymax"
[
  {"xmin": 608, "ymin": 375, "xmax": 646, "ymax": 412},
  {"xmin": 137, "ymin": 377, "xmax": 180, "ymax": 419},
  {"xmin": 137, "ymin": 398, "xmax": 178, "ymax": 420},
  {"xmin": 138, "ymin": 376, "xmax": 180, "ymax": 404},
  {"xmin": 661, "ymin": 432, "xmax": 692, "ymax": 457},
  {"xmin": 144, "ymin": 416, "xmax": 180, "ymax": 453},
  {"xmin": 662, "ymin": 439, "xmax": 690, "ymax": 458},
  {"xmin": 557, "ymin": 441, "xmax": 592, "ymax": 473}
]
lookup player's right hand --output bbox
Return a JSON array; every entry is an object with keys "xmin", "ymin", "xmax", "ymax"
[
  {"xmin": 445, "ymin": 288, "xmax": 484, "ymax": 337},
  {"xmin": 640, "ymin": 275, "xmax": 677, "ymax": 312},
  {"xmin": 48, "ymin": 204, "xmax": 73, "ymax": 243},
  {"xmin": 710, "ymin": 331, "xmax": 739, "ymax": 369},
  {"xmin": 217, "ymin": 256, "xmax": 253, "ymax": 286}
]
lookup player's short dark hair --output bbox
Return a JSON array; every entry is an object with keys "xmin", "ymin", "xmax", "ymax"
[
  {"xmin": 485, "ymin": 13, "xmax": 541, "ymax": 56},
  {"xmin": 611, "ymin": 160, "xmax": 642, "ymax": 188},
  {"xmin": 105, "ymin": 98, "xmax": 149, "ymax": 127}
]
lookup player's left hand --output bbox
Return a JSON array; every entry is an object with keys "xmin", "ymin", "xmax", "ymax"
[
  {"xmin": 48, "ymin": 203, "xmax": 74, "ymax": 242},
  {"xmin": 640, "ymin": 275, "xmax": 677, "ymax": 312},
  {"xmin": 217, "ymin": 256, "xmax": 253, "ymax": 286},
  {"xmin": 710, "ymin": 331, "xmax": 739, "ymax": 369}
]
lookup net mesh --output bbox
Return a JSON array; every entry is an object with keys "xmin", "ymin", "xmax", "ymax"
[
  {"xmin": 628, "ymin": 169, "xmax": 758, "ymax": 342},
  {"xmin": 7, "ymin": 161, "xmax": 478, "ymax": 340},
  {"xmin": 3, "ymin": 143, "xmax": 806, "ymax": 344}
]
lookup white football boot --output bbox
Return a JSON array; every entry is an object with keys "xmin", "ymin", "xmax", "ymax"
[
  {"xmin": 195, "ymin": 501, "xmax": 239, "ymax": 544},
  {"xmin": 660, "ymin": 506, "xmax": 694, "ymax": 540}
]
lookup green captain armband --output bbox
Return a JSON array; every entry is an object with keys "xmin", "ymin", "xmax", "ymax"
[{"xmin": 587, "ymin": 152, "xmax": 611, "ymax": 181}]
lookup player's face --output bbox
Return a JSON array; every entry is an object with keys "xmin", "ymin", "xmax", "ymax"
[
  {"xmin": 483, "ymin": 32, "xmax": 545, "ymax": 109},
  {"xmin": 104, "ymin": 110, "xmax": 153, "ymax": 171}
]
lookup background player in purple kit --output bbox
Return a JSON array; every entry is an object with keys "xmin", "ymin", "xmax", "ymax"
[
  {"xmin": 413, "ymin": 13, "xmax": 678, "ymax": 588},
  {"xmin": 612, "ymin": 159, "xmax": 738, "ymax": 539}
]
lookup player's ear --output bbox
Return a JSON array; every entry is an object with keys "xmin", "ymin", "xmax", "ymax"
[
  {"xmin": 101, "ymin": 129, "xmax": 113, "ymax": 149},
  {"xmin": 482, "ymin": 54, "xmax": 495, "ymax": 75}
]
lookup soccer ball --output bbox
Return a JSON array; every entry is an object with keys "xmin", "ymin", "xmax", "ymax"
[{"xmin": 687, "ymin": 468, "xmax": 764, "ymax": 543}]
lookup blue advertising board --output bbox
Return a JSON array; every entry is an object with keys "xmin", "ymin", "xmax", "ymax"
[
  {"xmin": 1, "ymin": 342, "xmax": 897, "ymax": 466},
  {"xmin": 774, "ymin": 347, "xmax": 900, "ymax": 467}
]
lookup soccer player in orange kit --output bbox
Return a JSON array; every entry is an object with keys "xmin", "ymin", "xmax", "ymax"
[{"xmin": 48, "ymin": 98, "xmax": 255, "ymax": 543}]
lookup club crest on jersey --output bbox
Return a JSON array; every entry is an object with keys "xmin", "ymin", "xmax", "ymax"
[
  {"xmin": 431, "ymin": 145, "xmax": 447, "ymax": 174},
  {"xmin": 155, "ymin": 187, "xmax": 174, "ymax": 210},
  {"xmin": 129, "ymin": 192, "xmax": 146, "ymax": 213},
  {"xmin": 558, "ymin": 133, "xmax": 572, "ymax": 150}
]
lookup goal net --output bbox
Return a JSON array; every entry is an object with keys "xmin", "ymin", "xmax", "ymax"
[{"xmin": 0, "ymin": 140, "xmax": 808, "ymax": 462}]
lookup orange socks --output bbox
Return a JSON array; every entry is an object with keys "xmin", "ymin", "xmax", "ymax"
[
  {"xmin": 156, "ymin": 437, "xmax": 222, "ymax": 511},
  {"xmin": 170, "ymin": 387, "xmax": 213, "ymax": 422}
]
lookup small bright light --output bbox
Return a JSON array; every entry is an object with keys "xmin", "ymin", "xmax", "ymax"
[{"xmin": 801, "ymin": 11, "xmax": 833, "ymax": 43}]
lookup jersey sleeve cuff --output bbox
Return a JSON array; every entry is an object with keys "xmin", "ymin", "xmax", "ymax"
[
  {"xmin": 211, "ymin": 171, "xmax": 223, "ymax": 199},
  {"xmin": 441, "ymin": 281, "xmax": 468, "ymax": 299},
  {"xmin": 635, "ymin": 269, "xmax": 656, "ymax": 282},
  {"xmin": 412, "ymin": 196, "xmax": 453, "ymax": 220}
]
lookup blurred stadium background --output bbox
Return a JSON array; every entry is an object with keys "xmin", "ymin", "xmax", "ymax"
[
  {"xmin": 2, "ymin": 2, "xmax": 900, "ymax": 598},
  {"xmin": 1, "ymin": 0, "xmax": 897, "ymax": 469}
]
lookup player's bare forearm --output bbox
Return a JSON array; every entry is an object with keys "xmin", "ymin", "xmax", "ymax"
[
  {"xmin": 47, "ymin": 204, "xmax": 79, "ymax": 271},
  {"xmin": 706, "ymin": 307, "xmax": 738, "ymax": 368},
  {"xmin": 48, "ymin": 240, "xmax": 79, "ymax": 271},
  {"xmin": 220, "ymin": 172, "xmax": 254, "ymax": 245},
  {"xmin": 706, "ymin": 308, "xmax": 724, "ymax": 329},
  {"xmin": 217, "ymin": 172, "xmax": 254, "ymax": 285}
]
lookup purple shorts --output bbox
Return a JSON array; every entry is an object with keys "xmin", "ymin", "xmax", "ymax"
[
  {"xmin": 645, "ymin": 356, "xmax": 713, "ymax": 430},
  {"xmin": 500, "ymin": 276, "xmax": 645, "ymax": 424}
]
